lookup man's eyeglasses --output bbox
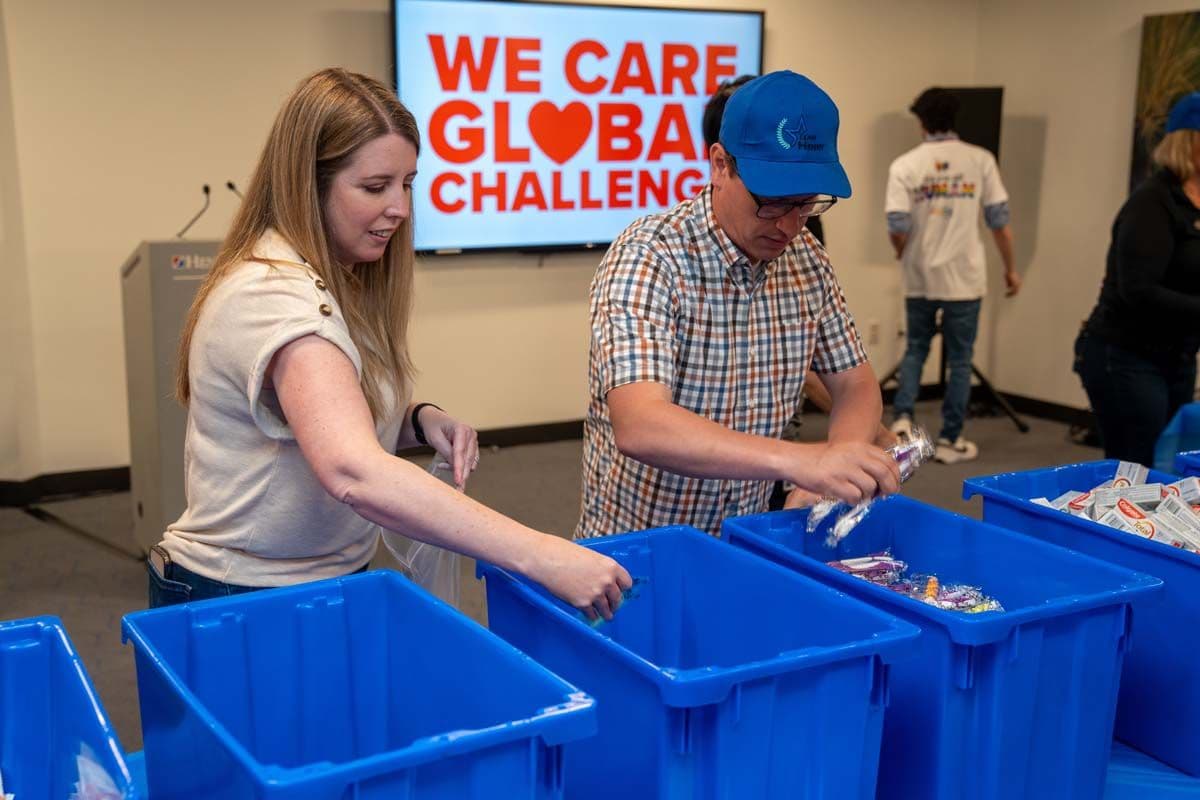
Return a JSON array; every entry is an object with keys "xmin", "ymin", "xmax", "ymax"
[
  {"xmin": 748, "ymin": 192, "xmax": 838, "ymax": 220},
  {"xmin": 724, "ymin": 150, "xmax": 839, "ymax": 219}
]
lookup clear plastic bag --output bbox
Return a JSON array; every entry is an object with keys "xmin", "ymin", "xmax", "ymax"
[
  {"xmin": 380, "ymin": 458, "xmax": 462, "ymax": 609},
  {"xmin": 807, "ymin": 426, "xmax": 936, "ymax": 546}
]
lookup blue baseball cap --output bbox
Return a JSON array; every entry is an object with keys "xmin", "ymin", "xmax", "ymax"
[
  {"xmin": 718, "ymin": 70, "xmax": 851, "ymax": 198},
  {"xmin": 1166, "ymin": 92, "xmax": 1200, "ymax": 133}
]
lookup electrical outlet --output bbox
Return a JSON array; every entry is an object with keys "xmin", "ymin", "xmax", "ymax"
[{"xmin": 867, "ymin": 320, "xmax": 880, "ymax": 345}]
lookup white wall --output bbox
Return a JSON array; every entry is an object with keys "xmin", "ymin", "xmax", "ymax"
[
  {"xmin": 0, "ymin": 0, "xmax": 993, "ymax": 478},
  {"xmin": 20, "ymin": 0, "xmax": 1186, "ymax": 477},
  {"xmin": 975, "ymin": 0, "xmax": 1200, "ymax": 407},
  {"xmin": 0, "ymin": 3, "xmax": 37, "ymax": 479}
]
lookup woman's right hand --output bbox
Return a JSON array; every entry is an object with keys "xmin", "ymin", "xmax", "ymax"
[{"xmin": 528, "ymin": 535, "xmax": 633, "ymax": 622}]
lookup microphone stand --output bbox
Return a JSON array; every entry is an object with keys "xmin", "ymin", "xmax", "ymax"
[{"xmin": 176, "ymin": 184, "xmax": 211, "ymax": 238}]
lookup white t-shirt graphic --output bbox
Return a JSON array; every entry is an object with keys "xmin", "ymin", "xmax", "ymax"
[{"xmin": 885, "ymin": 136, "xmax": 1008, "ymax": 300}]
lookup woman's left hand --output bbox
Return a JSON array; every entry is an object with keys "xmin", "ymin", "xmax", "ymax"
[{"xmin": 419, "ymin": 406, "xmax": 481, "ymax": 491}]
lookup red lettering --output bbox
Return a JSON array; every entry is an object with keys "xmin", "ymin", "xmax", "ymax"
[
  {"xmin": 430, "ymin": 173, "xmax": 466, "ymax": 213},
  {"xmin": 495, "ymin": 102, "xmax": 530, "ymax": 162},
  {"xmin": 551, "ymin": 172, "xmax": 575, "ymax": 210},
  {"xmin": 704, "ymin": 45, "xmax": 737, "ymax": 94},
  {"xmin": 429, "ymin": 100, "xmax": 485, "ymax": 164},
  {"xmin": 638, "ymin": 170, "xmax": 670, "ymax": 206},
  {"xmin": 565, "ymin": 40, "xmax": 608, "ymax": 94},
  {"xmin": 608, "ymin": 170, "xmax": 634, "ymax": 209},
  {"xmin": 674, "ymin": 168, "xmax": 705, "ymax": 201},
  {"xmin": 611, "ymin": 42, "xmax": 656, "ymax": 95},
  {"xmin": 647, "ymin": 104, "xmax": 699, "ymax": 161},
  {"xmin": 580, "ymin": 171, "xmax": 603, "ymax": 209},
  {"xmin": 661, "ymin": 44, "xmax": 699, "ymax": 95},
  {"xmin": 427, "ymin": 35, "xmax": 499, "ymax": 91},
  {"xmin": 598, "ymin": 103, "xmax": 644, "ymax": 161},
  {"xmin": 505, "ymin": 38, "xmax": 541, "ymax": 92},
  {"xmin": 471, "ymin": 172, "xmax": 507, "ymax": 213},
  {"xmin": 512, "ymin": 171, "xmax": 548, "ymax": 211}
]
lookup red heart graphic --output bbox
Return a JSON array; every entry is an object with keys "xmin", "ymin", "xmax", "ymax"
[{"xmin": 528, "ymin": 101, "xmax": 592, "ymax": 165}]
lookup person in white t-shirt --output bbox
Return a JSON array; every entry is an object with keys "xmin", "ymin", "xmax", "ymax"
[
  {"xmin": 151, "ymin": 68, "xmax": 630, "ymax": 620},
  {"xmin": 884, "ymin": 87, "xmax": 1021, "ymax": 463}
]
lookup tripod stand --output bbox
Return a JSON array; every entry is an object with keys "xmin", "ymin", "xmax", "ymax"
[{"xmin": 878, "ymin": 315, "xmax": 1030, "ymax": 434}]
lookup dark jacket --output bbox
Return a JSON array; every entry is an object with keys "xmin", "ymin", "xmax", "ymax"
[{"xmin": 1085, "ymin": 169, "xmax": 1200, "ymax": 361}]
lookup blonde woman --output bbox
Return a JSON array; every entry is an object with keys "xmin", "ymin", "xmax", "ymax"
[
  {"xmin": 150, "ymin": 68, "xmax": 631, "ymax": 618},
  {"xmin": 1075, "ymin": 91, "xmax": 1200, "ymax": 466}
]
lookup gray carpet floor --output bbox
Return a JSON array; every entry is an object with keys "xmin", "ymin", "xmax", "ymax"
[{"xmin": 0, "ymin": 400, "xmax": 1100, "ymax": 752}]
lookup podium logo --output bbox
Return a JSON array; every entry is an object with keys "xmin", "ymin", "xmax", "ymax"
[{"xmin": 171, "ymin": 254, "xmax": 214, "ymax": 272}]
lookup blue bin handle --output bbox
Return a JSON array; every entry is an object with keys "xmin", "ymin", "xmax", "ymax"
[
  {"xmin": 869, "ymin": 655, "xmax": 891, "ymax": 709},
  {"xmin": 1117, "ymin": 604, "xmax": 1134, "ymax": 656}
]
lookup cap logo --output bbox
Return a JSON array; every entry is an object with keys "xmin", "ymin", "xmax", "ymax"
[{"xmin": 776, "ymin": 117, "xmax": 802, "ymax": 150}]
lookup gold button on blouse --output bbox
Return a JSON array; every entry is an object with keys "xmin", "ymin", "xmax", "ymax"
[
  {"xmin": 318, "ymin": 303, "xmax": 332, "ymax": 316},
  {"xmin": 314, "ymin": 278, "xmax": 327, "ymax": 290}
]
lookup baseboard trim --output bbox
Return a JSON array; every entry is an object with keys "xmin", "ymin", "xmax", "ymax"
[
  {"xmin": 396, "ymin": 420, "xmax": 584, "ymax": 457},
  {"xmin": 479, "ymin": 420, "xmax": 584, "ymax": 448},
  {"xmin": 996, "ymin": 392, "xmax": 1094, "ymax": 427},
  {"xmin": 4, "ymin": 401, "xmax": 1092, "ymax": 507},
  {"xmin": 0, "ymin": 467, "xmax": 131, "ymax": 507}
]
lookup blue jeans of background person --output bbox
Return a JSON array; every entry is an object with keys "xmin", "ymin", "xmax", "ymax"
[
  {"xmin": 893, "ymin": 297, "xmax": 982, "ymax": 442},
  {"xmin": 147, "ymin": 557, "xmax": 369, "ymax": 609},
  {"xmin": 1074, "ymin": 330, "xmax": 1197, "ymax": 467}
]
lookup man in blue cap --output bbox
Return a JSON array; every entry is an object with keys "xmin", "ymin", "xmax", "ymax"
[{"xmin": 577, "ymin": 70, "xmax": 900, "ymax": 539}]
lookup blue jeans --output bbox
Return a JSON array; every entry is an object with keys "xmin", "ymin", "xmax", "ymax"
[
  {"xmin": 1074, "ymin": 331, "xmax": 1197, "ymax": 467},
  {"xmin": 893, "ymin": 297, "xmax": 982, "ymax": 442},
  {"xmin": 147, "ymin": 556, "xmax": 369, "ymax": 609}
]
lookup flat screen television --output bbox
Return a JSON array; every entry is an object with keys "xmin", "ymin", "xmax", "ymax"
[
  {"xmin": 945, "ymin": 87, "xmax": 1004, "ymax": 162},
  {"xmin": 392, "ymin": 0, "xmax": 764, "ymax": 253}
]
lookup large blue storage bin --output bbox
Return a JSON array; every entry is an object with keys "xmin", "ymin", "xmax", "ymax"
[
  {"xmin": 964, "ymin": 460, "xmax": 1200, "ymax": 777},
  {"xmin": 1105, "ymin": 742, "xmax": 1200, "ymax": 799},
  {"xmin": 0, "ymin": 615, "xmax": 137, "ymax": 798},
  {"xmin": 122, "ymin": 570, "xmax": 597, "ymax": 799},
  {"xmin": 1176, "ymin": 450, "xmax": 1200, "ymax": 478},
  {"xmin": 1155, "ymin": 402, "xmax": 1200, "ymax": 473},
  {"xmin": 479, "ymin": 526, "xmax": 920, "ymax": 800},
  {"xmin": 722, "ymin": 496, "xmax": 1161, "ymax": 800}
]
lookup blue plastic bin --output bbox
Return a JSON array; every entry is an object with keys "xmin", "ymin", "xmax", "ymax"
[
  {"xmin": 1176, "ymin": 450, "xmax": 1200, "ymax": 478},
  {"xmin": 1105, "ymin": 742, "xmax": 1200, "ymax": 799},
  {"xmin": 723, "ymin": 496, "xmax": 1161, "ymax": 800},
  {"xmin": 1155, "ymin": 402, "xmax": 1200, "ymax": 473},
  {"xmin": 0, "ymin": 616, "xmax": 137, "ymax": 798},
  {"xmin": 122, "ymin": 570, "xmax": 597, "ymax": 799},
  {"xmin": 479, "ymin": 526, "xmax": 920, "ymax": 800},
  {"xmin": 965, "ymin": 461, "xmax": 1200, "ymax": 776}
]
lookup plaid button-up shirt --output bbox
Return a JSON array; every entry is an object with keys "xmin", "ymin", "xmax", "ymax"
[{"xmin": 576, "ymin": 186, "xmax": 867, "ymax": 538}]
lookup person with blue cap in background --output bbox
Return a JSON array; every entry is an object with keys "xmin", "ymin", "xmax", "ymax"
[
  {"xmin": 576, "ymin": 70, "xmax": 900, "ymax": 540},
  {"xmin": 1074, "ymin": 91, "xmax": 1200, "ymax": 467}
]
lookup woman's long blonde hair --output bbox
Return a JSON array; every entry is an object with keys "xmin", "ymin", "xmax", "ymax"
[
  {"xmin": 1153, "ymin": 128, "xmax": 1199, "ymax": 182},
  {"xmin": 176, "ymin": 67, "xmax": 418, "ymax": 421}
]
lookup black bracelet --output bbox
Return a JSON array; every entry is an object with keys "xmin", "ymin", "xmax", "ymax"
[{"xmin": 411, "ymin": 402, "xmax": 443, "ymax": 446}]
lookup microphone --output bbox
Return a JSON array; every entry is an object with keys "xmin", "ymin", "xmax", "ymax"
[
  {"xmin": 176, "ymin": 184, "xmax": 211, "ymax": 239},
  {"xmin": 226, "ymin": 180, "xmax": 244, "ymax": 200}
]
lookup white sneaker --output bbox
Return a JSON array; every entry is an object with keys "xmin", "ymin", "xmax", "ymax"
[
  {"xmin": 890, "ymin": 416, "xmax": 914, "ymax": 443},
  {"xmin": 934, "ymin": 436, "xmax": 979, "ymax": 464}
]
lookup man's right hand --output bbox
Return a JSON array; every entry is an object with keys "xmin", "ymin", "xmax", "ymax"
[
  {"xmin": 796, "ymin": 441, "xmax": 900, "ymax": 505},
  {"xmin": 528, "ymin": 535, "xmax": 633, "ymax": 622},
  {"xmin": 1004, "ymin": 269, "xmax": 1022, "ymax": 297}
]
